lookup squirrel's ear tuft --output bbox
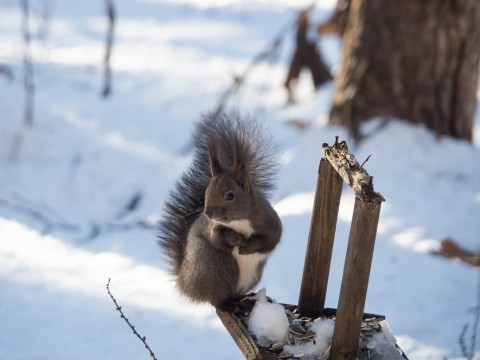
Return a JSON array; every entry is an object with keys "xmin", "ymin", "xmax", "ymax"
[
  {"xmin": 232, "ymin": 145, "xmax": 250, "ymax": 192},
  {"xmin": 208, "ymin": 141, "xmax": 222, "ymax": 177}
]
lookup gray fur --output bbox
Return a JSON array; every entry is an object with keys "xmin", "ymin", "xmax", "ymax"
[{"xmin": 158, "ymin": 112, "xmax": 281, "ymax": 308}]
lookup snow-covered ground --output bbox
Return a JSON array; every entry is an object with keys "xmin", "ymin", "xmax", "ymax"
[{"xmin": 0, "ymin": 1, "xmax": 479, "ymax": 359}]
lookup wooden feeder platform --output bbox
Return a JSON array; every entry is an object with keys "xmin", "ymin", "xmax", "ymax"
[{"xmin": 217, "ymin": 138, "xmax": 409, "ymax": 360}]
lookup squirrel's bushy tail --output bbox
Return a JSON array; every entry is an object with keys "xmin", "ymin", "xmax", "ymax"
[{"xmin": 158, "ymin": 111, "xmax": 278, "ymax": 275}]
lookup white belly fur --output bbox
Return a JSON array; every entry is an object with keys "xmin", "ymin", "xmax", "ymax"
[
  {"xmin": 225, "ymin": 219, "xmax": 254, "ymax": 238},
  {"xmin": 224, "ymin": 219, "xmax": 267, "ymax": 292},
  {"xmin": 232, "ymin": 247, "xmax": 269, "ymax": 293}
]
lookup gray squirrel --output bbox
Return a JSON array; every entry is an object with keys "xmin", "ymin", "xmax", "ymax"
[{"xmin": 158, "ymin": 112, "xmax": 282, "ymax": 309}]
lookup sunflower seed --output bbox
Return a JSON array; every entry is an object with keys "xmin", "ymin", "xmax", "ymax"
[{"xmin": 289, "ymin": 323, "xmax": 306, "ymax": 335}]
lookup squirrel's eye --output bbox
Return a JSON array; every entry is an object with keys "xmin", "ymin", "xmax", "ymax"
[{"xmin": 225, "ymin": 191, "xmax": 235, "ymax": 201}]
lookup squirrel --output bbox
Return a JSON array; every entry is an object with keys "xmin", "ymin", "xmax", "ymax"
[{"xmin": 158, "ymin": 112, "xmax": 282, "ymax": 309}]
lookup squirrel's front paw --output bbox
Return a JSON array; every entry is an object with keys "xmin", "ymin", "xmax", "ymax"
[
  {"xmin": 224, "ymin": 229, "xmax": 248, "ymax": 247},
  {"xmin": 238, "ymin": 239, "xmax": 261, "ymax": 254}
]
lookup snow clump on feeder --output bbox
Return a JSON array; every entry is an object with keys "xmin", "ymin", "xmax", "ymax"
[
  {"xmin": 283, "ymin": 318, "xmax": 334, "ymax": 358},
  {"xmin": 248, "ymin": 288, "xmax": 289, "ymax": 347}
]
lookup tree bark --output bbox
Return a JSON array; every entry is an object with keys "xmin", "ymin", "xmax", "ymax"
[
  {"xmin": 317, "ymin": 0, "xmax": 350, "ymax": 36},
  {"xmin": 330, "ymin": 0, "xmax": 480, "ymax": 142}
]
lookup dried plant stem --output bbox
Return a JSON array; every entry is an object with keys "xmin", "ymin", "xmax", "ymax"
[
  {"xmin": 20, "ymin": 0, "xmax": 34, "ymax": 126},
  {"xmin": 469, "ymin": 277, "xmax": 480, "ymax": 359},
  {"xmin": 459, "ymin": 276, "xmax": 480, "ymax": 359},
  {"xmin": 460, "ymin": 324, "xmax": 469, "ymax": 358},
  {"xmin": 101, "ymin": 0, "xmax": 115, "ymax": 97},
  {"xmin": 106, "ymin": 279, "xmax": 158, "ymax": 360},
  {"xmin": 0, "ymin": 196, "xmax": 155, "ymax": 238},
  {"xmin": 211, "ymin": 6, "xmax": 300, "ymax": 118}
]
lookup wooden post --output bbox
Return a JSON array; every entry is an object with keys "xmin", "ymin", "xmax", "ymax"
[
  {"xmin": 298, "ymin": 158, "xmax": 343, "ymax": 317},
  {"xmin": 330, "ymin": 198, "xmax": 382, "ymax": 360},
  {"xmin": 216, "ymin": 138, "xmax": 392, "ymax": 360}
]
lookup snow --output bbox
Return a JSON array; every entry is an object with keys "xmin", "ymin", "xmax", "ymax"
[
  {"xmin": 0, "ymin": 1, "xmax": 479, "ymax": 359},
  {"xmin": 248, "ymin": 289, "xmax": 289, "ymax": 347}
]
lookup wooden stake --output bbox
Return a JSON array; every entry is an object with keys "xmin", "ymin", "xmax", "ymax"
[
  {"xmin": 216, "ymin": 309, "xmax": 276, "ymax": 360},
  {"xmin": 298, "ymin": 158, "xmax": 343, "ymax": 316},
  {"xmin": 330, "ymin": 198, "xmax": 382, "ymax": 360}
]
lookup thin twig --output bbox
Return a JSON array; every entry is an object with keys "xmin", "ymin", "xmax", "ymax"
[
  {"xmin": 470, "ymin": 277, "xmax": 480, "ymax": 359},
  {"xmin": 0, "ymin": 197, "xmax": 80, "ymax": 234},
  {"xmin": 101, "ymin": 0, "xmax": 115, "ymax": 98},
  {"xmin": 211, "ymin": 6, "xmax": 300, "ymax": 118},
  {"xmin": 0, "ymin": 196, "xmax": 156, "ymax": 238},
  {"xmin": 80, "ymin": 220, "xmax": 155, "ymax": 241},
  {"xmin": 20, "ymin": 0, "xmax": 35, "ymax": 126},
  {"xmin": 36, "ymin": 0, "xmax": 55, "ymax": 45},
  {"xmin": 360, "ymin": 154, "xmax": 371, "ymax": 167},
  {"xmin": 460, "ymin": 324, "xmax": 469, "ymax": 358},
  {"xmin": 459, "ymin": 275, "xmax": 480, "ymax": 359},
  {"xmin": 106, "ymin": 279, "xmax": 158, "ymax": 360}
]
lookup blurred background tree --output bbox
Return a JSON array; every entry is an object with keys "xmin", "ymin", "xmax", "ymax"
[{"xmin": 326, "ymin": 0, "xmax": 480, "ymax": 142}]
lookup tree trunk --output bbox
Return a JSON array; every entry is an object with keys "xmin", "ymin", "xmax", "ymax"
[
  {"xmin": 330, "ymin": 0, "xmax": 480, "ymax": 142},
  {"xmin": 318, "ymin": 0, "xmax": 350, "ymax": 36}
]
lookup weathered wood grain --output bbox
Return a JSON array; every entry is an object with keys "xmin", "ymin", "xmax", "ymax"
[
  {"xmin": 298, "ymin": 158, "xmax": 343, "ymax": 317},
  {"xmin": 322, "ymin": 137, "xmax": 384, "ymax": 204},
  {"xmin": 330, "ymin": 198, "xmax": 382, "ymax": 360}
]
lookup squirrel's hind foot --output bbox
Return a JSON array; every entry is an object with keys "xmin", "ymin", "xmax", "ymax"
[{"xmin": 216, "ymin": 294, "xmax": 256, "ymax": 316}]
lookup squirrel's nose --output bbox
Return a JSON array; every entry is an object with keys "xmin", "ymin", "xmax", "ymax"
[{"xmin": 205, "ymin": 207, "xmax": 223, "ymax": 220}]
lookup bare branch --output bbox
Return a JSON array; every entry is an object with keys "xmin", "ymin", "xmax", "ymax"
[
  {"xmin": 106, "ymin": 279, "xmax": 158, "ymax": 360},
  {"xmin": 0, "ymin": 196, "xmax": 156, "ymax": 238},
  {"xmin": 0, "ymin": 197, "xmax": 80, "ymax": 234},
  {"xmin": 101, "ymin": 0, "xmax": 116, "ymax": 98},
  {"xmin": 20, "ymin": 0, "xmax": 35, "ymax": 126},
  {"xmin": 469, "ymin": 278, "xmax": 480, "ymax": 359},
  {"xmin": 211, "ymin": 5, "xmax": 300, "ymax": 118},
  {"xmin": 459, "ymin": 277, "xmax": 480, "ymax": 359},
  {"xmin": 80, "ymin": 219, "xmax": 156, "ymax": 241}
]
